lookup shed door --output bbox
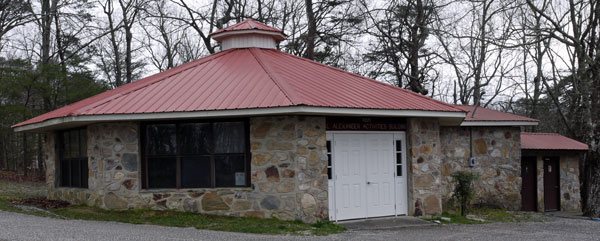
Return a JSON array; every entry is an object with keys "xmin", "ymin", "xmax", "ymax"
[
  {"xmin": 521, "ymin": 156, "xmax": 537, "ymax": 211},
  {"xmin": 543, "ymin": 156, "xmax": 560, "ymax": 211}
]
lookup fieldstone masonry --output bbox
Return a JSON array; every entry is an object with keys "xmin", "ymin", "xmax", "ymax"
[
  {"xmin": 440, "ymin": 126, "xmax": 521, "ymax": 210},
  {"xmin": 43, "ymin": 116, "xmax": 581, "ymax": 219},
  {"xmin": 407, "ymin": 118, "xmax": 443, "ymax": 215},
  {"xmin": 249, "ymin": 116, "xmax": 328, "ymax": 222},
  {"xmin": 559, "ymin": 155, "xmax": 581, "ymax": 211},
  {"xmin": 45, "ymin": 116, "xmax": 328, "ymax": 223}
]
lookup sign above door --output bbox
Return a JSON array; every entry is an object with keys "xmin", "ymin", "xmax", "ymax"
[{"xmin": 326, "ymin": 117, "xmax": 406, "ymax": 131}]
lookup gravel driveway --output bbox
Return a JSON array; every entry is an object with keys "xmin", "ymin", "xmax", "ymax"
[{"xmin": 1, "ymin": 210, "xmax": 598, "ymax": 241}]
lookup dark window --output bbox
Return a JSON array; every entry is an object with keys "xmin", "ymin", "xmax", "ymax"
[
  {"xmin": 395, "ymin": 140, "xmax": 402, "ymax": 177},
  {"xmin": 142, "ymin": 121, "xmax": 249, "ymax": 189},
  {"xmin": 326, "ymin": 140, "xmax": 332, "ymax": 179},
  {"xmin": 147, "ymin": 157, "xmax": 177, "ymax": 188},
  {"xmin": 181, "ymin": 156, "xmax": 211, "ymax": 188},
  {"xmin": 58, "ymin": 128, "xmax": 88, "ymax": 188}
]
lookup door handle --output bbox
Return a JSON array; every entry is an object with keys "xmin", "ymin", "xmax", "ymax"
[{"xmin": 367, "ymin": 181, "xmax": 372, "ymax": 185}]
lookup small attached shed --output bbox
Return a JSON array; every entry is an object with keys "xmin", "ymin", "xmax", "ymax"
[{"xmin": 520, "ymin": 133, "xmax": 588, "ymax": 212}]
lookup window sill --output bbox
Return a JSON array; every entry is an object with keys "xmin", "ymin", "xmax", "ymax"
[{"xmin": 139, "ymin": 187, "xmax": 253, "ymax": 193}]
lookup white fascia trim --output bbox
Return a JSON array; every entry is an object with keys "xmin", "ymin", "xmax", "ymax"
[
  {"xmin": 460, "ymin": 121, "xmax": 539, "ymax": 126},
  {"xmin": 14, "ymin": 106, "xmax": 466, "ymax": 132}
]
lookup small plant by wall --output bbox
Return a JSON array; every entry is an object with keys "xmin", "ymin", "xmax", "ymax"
[{"xmin": 451, "ymin": 171, "xmax": 479, "ymax": 216}]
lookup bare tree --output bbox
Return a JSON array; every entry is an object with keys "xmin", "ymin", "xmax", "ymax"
[
  {"xmin": 434, "ymin": 0, "xmax": 520, "ymax": 107},
  {"xmin": 526, "ymin": 0, "xmax": 600, "ymax": 218},
  {"xmin": 170, "ymin": 0, "xmax": 236, "ymax": 54},
  {"xmin": 141, "ymin": 0, "xmax": 182, "ymax": 71},
  {"xmin": 0, "ymin": 0, "xmax": 33, "ymax": 50},
  {"xmin": 361, "ymin": 0, "xmax": 440, "ymax": 95},
  {"xmin": 97, "ymin": 0, "xmax": 146, "ymax": 87}
]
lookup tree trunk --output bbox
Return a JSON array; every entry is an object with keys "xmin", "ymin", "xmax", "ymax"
[
  {"xmin": 583, "ymin": 151, "xmax": 600, "ymax": 217},
  {"xmin": 407, "ymin": 0, "xmax": 427, "ymax": 95},
  {"xmin": 304, "ymin": 0, "xmax": 316, "ymax": 60}
]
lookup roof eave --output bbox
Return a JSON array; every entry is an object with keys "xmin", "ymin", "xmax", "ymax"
[
  {"xmin": 522, "ymin": 148, "xmax": 588, "ymax": 152},
  {"xmin": 14, "ymin": 106, "xmax": 466, "ymax": 133},
  {"xmin": 460, "ymin": 120, "xmax": 539, "ymax": 126}
]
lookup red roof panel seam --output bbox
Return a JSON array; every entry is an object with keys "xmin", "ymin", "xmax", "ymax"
[
  {"xmin": 171, "ymin": 57, "xmax": 230, "ymax": 111},
  {"xmin": 249, "ymin": 48, "xmax": 302, "ymax": 106},
  {"xmin": 203, "ymin": 53, "xmax": 259, "ymax": 109}
]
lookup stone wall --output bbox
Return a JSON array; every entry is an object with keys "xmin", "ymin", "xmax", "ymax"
[
  {"xmin": 45, "ymin": 116, "xmax": 328, "ymax": 223},
  {"xmin": 439, "ymin": 126, "xmax": 521, "ymax": 210},
  {"xmin": 248, "ymin": 116, "xmax": 328, "ymax": 222},
  {"xmin": 559, "ymin": 154, "xmax": 581, "ymax": 212},
  {"xmin": 407, "ymin": 118, "xmax": 442, "ymax": 215}
]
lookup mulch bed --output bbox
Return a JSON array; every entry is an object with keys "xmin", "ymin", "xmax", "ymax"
[{"xmin": 8, "ymin": 197, "xmax": 70, "ymax": 210}]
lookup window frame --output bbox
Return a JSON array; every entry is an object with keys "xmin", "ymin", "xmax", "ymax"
[
  {"xmin": 394, "ymin": 139, "xmax": 403, "ymax": 177},
  {"xmin": 57, "ymin": 127, "xmax": 88, "ymax": 188},
  {"xmin": 140, "ymin": 119, "xmax": 251, "ymax": 189},
  {"xmin": 326, "ymin": 140, "xmax": 332, "ymax": 180}
]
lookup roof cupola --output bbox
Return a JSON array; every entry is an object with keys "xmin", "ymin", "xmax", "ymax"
[{"xmin": 208, "ymin": 19, "xmax": 286, "ymax": 50}]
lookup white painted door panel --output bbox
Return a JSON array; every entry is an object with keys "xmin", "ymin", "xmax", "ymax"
[
  {"xmin": 333, "ymin": 134, "xmax": 367, "ymax": 220},
  {"xmin": 365, "ymin": 134, "xmax": 396, "ymax": 218}
]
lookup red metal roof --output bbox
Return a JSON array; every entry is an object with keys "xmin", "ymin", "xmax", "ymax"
[
  {"xmin": 14, "ymin": 48, "xmax": 463, "ymax": 129},
  {"xmin": 209, "ymin": 19, "xmax": 285, "ymax": 37},
  {"xmin": 452, "ymin": 105, "xmax": 538, "ymax": 122},
  {"xmin": 521, "ymin": 132, "xmax": 588, "ymax": 151}
]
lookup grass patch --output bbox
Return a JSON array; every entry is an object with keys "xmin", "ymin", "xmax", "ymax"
[
  {"xmin": 0, "ymin": 195, "xmax": 344, "ymax": 236},
  {"xmin": 423, "ymin": 207, "xmax": 546, "ymax": 224}
]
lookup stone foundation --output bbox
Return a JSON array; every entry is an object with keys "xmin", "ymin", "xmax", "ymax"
[
  {"xmin": 45, "ymin": 116, "xmax": 328, "ymax": 223},
  {"xmin": 439, "ymin": 126, "xmax": 521, "ymax": 210}
]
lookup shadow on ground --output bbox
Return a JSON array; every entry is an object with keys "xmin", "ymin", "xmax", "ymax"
[{"xmin": 338, "ymin": 216, "xmax": 434, "ymax": 230}]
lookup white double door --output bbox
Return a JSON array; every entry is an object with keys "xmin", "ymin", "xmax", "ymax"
[{"xmin": 332, "ymin": 132, "xmax": 405, "ymax": 220}]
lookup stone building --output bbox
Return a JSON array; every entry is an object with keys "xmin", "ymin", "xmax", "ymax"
[
  {"xmin": 13, "ymin": 19, "xmax": 585, "ymax": 222},
  {"xmin": 520, "ymin": 133, "xmax": 588, "ymax": 212}
]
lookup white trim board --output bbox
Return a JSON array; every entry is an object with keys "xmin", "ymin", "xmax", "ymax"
[{"xmin": 14, "ymin": 106, "xmax": 466, "ymax": 132}]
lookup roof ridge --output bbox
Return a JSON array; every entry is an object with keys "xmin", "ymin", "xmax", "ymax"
[
  {"xmin": 248, "ymin": 48, "xmax": 301, "ymax": 105},
  {"xmin": 273, "ymin": 50, "xmax": 464, "ymax": 113},
  {"xmin": 70, "ymin": 49, "xmax": 234, "ymax": 116},
  {"xmin": 247, "ymin": 19, "xmax": 257, "ymax": 29}
]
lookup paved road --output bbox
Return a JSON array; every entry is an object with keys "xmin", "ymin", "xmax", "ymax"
[{"xmin": 1, "ymin": 210, "xmax": 599, "ymax": 241}]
